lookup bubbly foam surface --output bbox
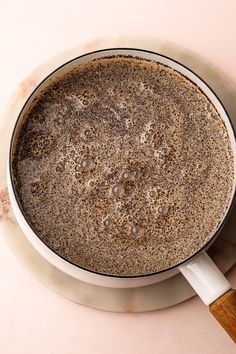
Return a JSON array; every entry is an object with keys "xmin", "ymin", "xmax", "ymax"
[{"xmin": 12, "ymin": 57, "xmax": 234, "ymax": 275}]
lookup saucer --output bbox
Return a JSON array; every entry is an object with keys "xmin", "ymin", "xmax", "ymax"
[{"xmin": 1, "ymin": 37, "xmax": 236, "ymax": 312}]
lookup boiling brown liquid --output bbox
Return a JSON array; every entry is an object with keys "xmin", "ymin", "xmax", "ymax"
[{"xmin": 12, "ymin": 57, "xmax": 234, "ymax": 275}]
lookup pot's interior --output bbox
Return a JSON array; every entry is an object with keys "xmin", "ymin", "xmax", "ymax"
[{"xmin": 9, "ymin": 48, "xmax": 236, "ymax": 278}]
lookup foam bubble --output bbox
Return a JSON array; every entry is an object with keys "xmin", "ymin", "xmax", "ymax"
[
  {"xmin": 131, "ymin": 225, "xmax": 141, "ymax": 236},
  {"xmin": 56, "ymin": 161, "xmax": 65, "ymax": 172},
  {"xmin": 104, "ymin": 218, "xmax": 112, "ymax": 227},
  {"xmin": 30, "ymin": 181, "xmax": 41, "ymax": 195},
  {"xmin": 81, "ymin": 158, "xmax": 94, "ymax": 171},
  {"xmin": 158, "ymin": 204, "xmax": 169, "ymax": 215},
  {"xmin": 112, "ymin": 184, "xmax": 123, "ymax": 195},
  {"xmin": 122, "ymin": 171, "xmax": 131, "ymax": 180},
  {"xmin": 148, "ymin": 190, "xmax": 155, "ymax": 198},
  {"xmin": 84, "ymin": 129, "xmax": 92, "ymax": 138}
]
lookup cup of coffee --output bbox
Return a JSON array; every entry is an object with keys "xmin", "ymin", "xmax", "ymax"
[{"xmin": 7, "ymin": 48, "xmax": 236, "ymax": 341}]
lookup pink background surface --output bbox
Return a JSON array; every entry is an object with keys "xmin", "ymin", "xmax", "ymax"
[{"xmin": 0, "ymin": 1, "xmax": 236, "ymax": 353}]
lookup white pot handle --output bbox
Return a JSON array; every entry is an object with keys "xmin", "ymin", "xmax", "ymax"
[
  {"xmin": 179, "ymin": 251, "xmax": 236, "ymax": 342},
  {"xmin": 178, "ymin": 251, "xmax": 231, "ymax": 305}
]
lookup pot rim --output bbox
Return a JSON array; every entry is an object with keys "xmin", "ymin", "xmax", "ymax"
[{"xmin": 8, "ymin": 47, "xmax": 236, "ymax": 279}]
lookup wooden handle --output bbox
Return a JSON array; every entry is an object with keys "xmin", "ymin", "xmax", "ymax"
[{"xmin": 209, "ymin": 289, "xmax": 236, "ymax": 343}]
